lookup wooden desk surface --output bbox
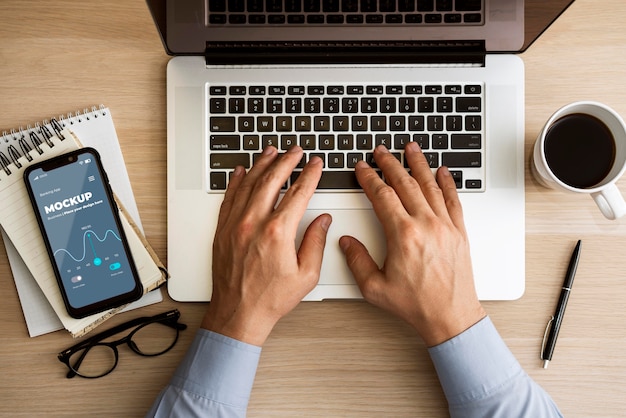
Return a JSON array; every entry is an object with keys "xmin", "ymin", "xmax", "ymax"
[{"xmin": 1, "ymin": 1, "xmax": 625, "ymax": 416}]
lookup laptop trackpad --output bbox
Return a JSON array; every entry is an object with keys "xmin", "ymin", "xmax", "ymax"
[{"xmin": 297, "ymin": 209, "xmax": 386, "ymax": 286}]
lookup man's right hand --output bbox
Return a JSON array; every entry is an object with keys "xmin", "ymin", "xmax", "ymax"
[{"xmin": 339, "ymin": 142, "xmax": 486, "ymax": 347}]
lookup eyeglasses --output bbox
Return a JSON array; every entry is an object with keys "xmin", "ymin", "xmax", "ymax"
[{"xmin": 58, "ymin": 309, "xmax": 187, "ymax": 379}]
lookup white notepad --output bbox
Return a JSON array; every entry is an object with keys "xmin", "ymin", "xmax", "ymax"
[{"xmin": 0, "ymin": 106, "xmax": 165, "ymax": 337}]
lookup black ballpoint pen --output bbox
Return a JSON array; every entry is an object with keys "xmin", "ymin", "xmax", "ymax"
[{"xmin": 541, "ymin": 240, "xmax": 581, "ymax": 369}]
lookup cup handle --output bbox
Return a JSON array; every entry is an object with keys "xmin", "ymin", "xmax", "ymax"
[{"xmin": 592, "ymin": 184, "xmax": 626, "ymax": 220}]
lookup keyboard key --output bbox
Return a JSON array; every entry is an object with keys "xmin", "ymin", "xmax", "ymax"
[
  {"xmin": 338, "ymin": 134, "xmax": 354, "ymax": 149},
  {"xmin": 464, "ymin": 84, "xmax": 482, "ymax": 94},
  {"xmin": 300, "ymin": 135, "xmax": 316, "ymax": 150},
  {"xmin": 209, "ymin": 117, "xmax": 235, "ymax": 131},
  {"xmin": 394, "ymin": 134, "xmax": 410, "ymax": 149},
  {"xmin": 456, "ymin": 0, "xmax": 482, "ymax": 11},
  {"xmin": 446, "ymin": 115, "xmax": 463, "ymax": 131},
  {"xmin": 418, "ymin": 97, "xmax": 434, "ymax": 112},
  {"xmin": 366, "ymin": 85, "xmax": 384, "ymax": 94},
  {"xmin": 328, "ymin": 153, "xmax": 344, "ymax": 168},
  {"xmin": 210, "ymin": 172, "xmax": 227, "ymax": 190},
  {"xmin": 288, "ymin": 86, "xmax": 306, "ymax": 95},
  {"xmin": 281, "ymin": 135, "xmax": 297, "ymax": 150},
  {"xmin": 210, "ymin": 153, "xmax": 250, "ymax": 169},
  {"xmin": 451, "ymin": 134, "xmax": 481, "ymax": 149},
  {"xmin": 308, "ymin": 86, "xmax": 325, "ymax": 95},
  {"xmin": 425, "ymin": 13, "xmax": 443, "ymax": 23},
  {"xmin": 314, "ymin": 116, "xmax": 331, "ymax": 131},
  {"xmin": 466, "ymin": 179, "xmax": 482, "ymax": 189},
  {"xmin": 210, "ymin": 135, "xmax": 240, "ymax": 150},
  {"xmin": 319, "ymin": 134, "xmax": 335, "ymax": 149},
  {"xmin": 456, "ymin": 97, "xmax": 481, "ymax": 112},
  {"xmin": 295, "ymin": 170, "xmax": 361, "ymax": 189},
  {"xmin": 417, "ymin": 0, "xmax": 435, "ymax": 11},
  {"xmin": 295, "ymin": 116, "xmax": 312, "ymax": 131},
  {"xmin": 249, "ymin": 86, "xmax": 266, "ymax": 95},
  {"xmin": 209, "ymin": 86, "xmax": 227, "ymax": 95},
  {"xmin": 432, "ymin": 134, "xmax": 448, "ymax": 149},
  {"xmin": 229, "ymin": 85, "xmax": 246, "ymax": 95},
  {"xmin": 465, "ymin": 115, "xmax": 482, "ymax": 131},
  {"xmin": 450, "ymin": 170, "xmax": 462, "ymax": 188},
  {"xmin": 238, "ymin": 116, "xmax": 254, "ymax": 131},
  {"xmin": 262, "ymin": 135, "xmax": 279, "ymax": 148},
  {"xmin": 243, "ymin": 135, "xmax": 260, "ymax": 150},
  {"xmin": 210, "ymin": 98, "xmax": 227, "ymax": 114},
  {"xmin": 442, "ymin": 152, "xmax": 481, "ymax": 167},
  {"xmin": 424, "ymin": 152, "xmax": 439, "ymax": 168},
  {"xmin": 347, "ymin": 152, "xmax": 364, "ymax": 168}
]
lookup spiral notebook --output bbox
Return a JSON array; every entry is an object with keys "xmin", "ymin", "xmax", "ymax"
[{"xmin": 0, "ymin": 106, "xmax": 166, "ymax": 337}]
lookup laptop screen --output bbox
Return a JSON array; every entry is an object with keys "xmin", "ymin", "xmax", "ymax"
[{"xmin": 147, "ymin": 0, "xmax": 575, "ymax": 56}]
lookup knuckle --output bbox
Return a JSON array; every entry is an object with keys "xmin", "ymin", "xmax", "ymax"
[
  {"xmin": 234, "ymin": 214, "xmax": 256, "ymax": 239},
  {"xmin": 370, "ymin": 181, "xmax": 396, "ymax": 201},
  {"xmin": 264, "ymin": 217, "xmax": 285, "ymax": 239}
]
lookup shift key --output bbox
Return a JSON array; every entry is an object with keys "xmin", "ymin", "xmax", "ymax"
[{"xmin": 210, "ymin": 153, "xmax": 250, "ymax": 169}]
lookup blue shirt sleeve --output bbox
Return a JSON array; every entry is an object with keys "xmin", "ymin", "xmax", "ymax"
[
  {"xmin": 148, "ymin": 317, "xmax": 562, "ymax": 417},
  {"xmin": 147, "ymin": 329, "xmax": 261, "ymax": 418},
  {"xmin": 428, "ymin": 316, "xmax": 563, "ymax": 418}
]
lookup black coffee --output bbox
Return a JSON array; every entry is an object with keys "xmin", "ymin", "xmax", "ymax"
[{"xmin": 544, "ymin": 113, "xmax": 616, "ymax": 189}]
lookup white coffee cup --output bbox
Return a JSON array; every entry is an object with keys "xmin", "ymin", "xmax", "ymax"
[{"xmin": 531, "ymin": 101, "xmax": 626, "ymax": 220}]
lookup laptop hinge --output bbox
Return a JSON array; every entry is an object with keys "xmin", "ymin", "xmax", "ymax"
[{"xmin": 205, "ymin": 40, "xmax": 485, "ymax": 66}]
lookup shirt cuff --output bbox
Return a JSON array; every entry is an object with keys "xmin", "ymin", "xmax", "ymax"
[
  {"xmin": 427, "ymin": 316, "xmax": 522, "ymax": 407},
  {"xmin": 169, "ymin": 329, "xmax": 262, "ymax": 410}
]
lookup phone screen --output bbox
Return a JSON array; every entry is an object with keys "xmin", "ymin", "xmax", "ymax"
[{"xmin": 25, "ymin": 148, "xmax": 141, "ymax": 316}]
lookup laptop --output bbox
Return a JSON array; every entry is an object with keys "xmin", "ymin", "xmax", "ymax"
[{"xmin": 148, "ymin": 0, "xmax": 527, "ymax": 301}]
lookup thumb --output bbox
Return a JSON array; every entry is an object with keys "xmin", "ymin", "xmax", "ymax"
[
  {"xmin": 298, "ymin": 214, "xmax": 332, "ymax": 275},
  {"xmin": 339, "ymin": 236, "xmax": 384, "ymax": 297}
]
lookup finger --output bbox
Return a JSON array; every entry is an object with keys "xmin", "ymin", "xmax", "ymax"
[
  {"xmin": 273, "ymin": 155, "xmax": 323, "ymax": 232},
  {"xmin": 244, "ymin": 146, "xmax": 304, "ymax": 216},
  {"xmin": 228, "ymin": 146, "xmax": 279, "ymax": 217},
  {"xmin": 404, "ymin": 141, "xmax": 450, "ymax": 218},
  {"xmin": 354, "ymin": 160, "xmax": 408, "ymax": 234},
  {"xmin": 372, "ymin": 145, "xmax": 424, "ymax": 216},
  {"xmin": 339, "ymin": 236, "xmax": 386, "ymax": 302},
  {"xmin": 436, "ymin": 166, "xmax": 467, "ymax": 233},
  {"xmin": 215, "ymin": 165, "xmax": 246, "ymax": 233},
  {"xmin": 297, "ymin": 213, "xmax": 332, "ymax": 280}
]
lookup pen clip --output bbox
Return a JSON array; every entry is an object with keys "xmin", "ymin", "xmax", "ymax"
[{"xmin": 540, "ymin": 316, "xmax": 554, "ymax": 360}]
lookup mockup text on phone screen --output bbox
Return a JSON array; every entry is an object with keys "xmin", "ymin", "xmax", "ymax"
[{"xmin": 26, "ymin": 152, "xmax": 137, "ymax": 309}]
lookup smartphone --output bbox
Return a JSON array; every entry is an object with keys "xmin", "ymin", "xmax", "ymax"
[{"xmin": 24, "ymin": 147, "xmax": 142, "ymax": 318}]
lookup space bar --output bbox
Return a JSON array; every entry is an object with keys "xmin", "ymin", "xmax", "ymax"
[{"xmin": 291, "ymin": 170, "xmax": 361, "ymax": 189}]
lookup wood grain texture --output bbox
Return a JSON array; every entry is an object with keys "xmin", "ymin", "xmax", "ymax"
[{"xmin": 1, "ymin": 1, "xmax": 626, "ymax": 416}]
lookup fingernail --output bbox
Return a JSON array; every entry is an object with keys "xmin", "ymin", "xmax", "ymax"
[
  {"xmin": 339, "ymin": 236, "xmax": 351, "ymax": 252},
  {"xmin": 288, "ymin": 145, "xmax": 301, "ymax": 153},
  {"xmin": 406, "ymin": 141, "xmax": 421, "ymax": 152},
  {"xmin": 441, "ymin": 166, "xmax": 451, "ymax": 176},
  {"xmin": 355, "ymin": 160, "xmax": 369, "ymax": 169},
  {"xmin": 233, "ymin": 166, "xmax": 244, "ymax": 176},
  {"xmin": 320, "ymin": 214, "xmax": 332, "ymax": 231},
  {"xmin": 377, "ymin": 145, "xmax": 390, "ymax": 153},
  {"xmin": 308, "ymin": 155, "xmax": 323, "ymax": 166},
  {"xmin": 263, "ymin": 146, "xmax": 277, "ymax": 155}
]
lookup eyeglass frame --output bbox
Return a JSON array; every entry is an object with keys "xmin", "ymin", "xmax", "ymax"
[{"xmin": 58, "ymin": 309, "xmax": 187, "ymax": 379}]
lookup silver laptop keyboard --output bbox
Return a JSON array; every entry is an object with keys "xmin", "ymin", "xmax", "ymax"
[
  {"xmin": 207, "ymin": 82, "xmax": 485, "ymax": 192},
  {"xmin": 208, "ymin": 0, "xmax": 484, "ymax": 25}
]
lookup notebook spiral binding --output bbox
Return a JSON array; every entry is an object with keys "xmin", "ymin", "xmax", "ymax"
[{"xmin": 0, "ymin": 105, "xmax": 107, "ymax": 177}]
